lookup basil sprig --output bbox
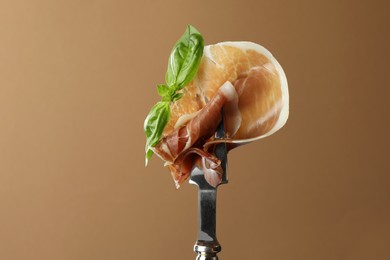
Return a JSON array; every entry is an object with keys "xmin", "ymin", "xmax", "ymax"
[{"xmin": 144, "ymin": 25, "xmax": 204, "ymax": 164}]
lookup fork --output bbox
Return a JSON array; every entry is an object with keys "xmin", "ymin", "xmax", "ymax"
[{"xmin": 189, "ymin": 116, "xmax": 228, "ymax": 260}]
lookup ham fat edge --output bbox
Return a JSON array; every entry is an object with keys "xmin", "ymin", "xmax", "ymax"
[{"xmin": 152, "ymin": 42, "xmax": 289, "ymax": 188}]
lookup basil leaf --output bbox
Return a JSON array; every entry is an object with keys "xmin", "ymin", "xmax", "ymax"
[
  {"xmin": 165, "ymin": 25, "xmax": 204, "ymax": 90},
  {"xmin": 157, "ymin": 84, "xmax": 170, "ymax": 97},
  {"xmin": 144, "ymin": 101, "xmax": 170, "ymax": 164}
]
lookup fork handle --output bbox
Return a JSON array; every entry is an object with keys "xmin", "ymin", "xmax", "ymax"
[
  {"xmin": 195, "ymin": 252, "xmax": 218, "ymax": 260},
  {"xmin": 194, "ymin": 242, "xmax": 221, "ymax": 260}
]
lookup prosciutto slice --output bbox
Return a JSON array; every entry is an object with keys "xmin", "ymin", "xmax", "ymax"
[{"xmin": 152, "ymin": 42, "xmax": 289, "ymax": 188}]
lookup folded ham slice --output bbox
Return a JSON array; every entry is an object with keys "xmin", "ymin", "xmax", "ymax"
[{"xmin": 152, "ymin": 42, "xmax": 289, "ymax": 188}]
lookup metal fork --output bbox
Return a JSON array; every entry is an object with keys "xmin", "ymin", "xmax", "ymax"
[{"xmin": 189, "ymin": 117, "xmax": 228, "ymax": 260}]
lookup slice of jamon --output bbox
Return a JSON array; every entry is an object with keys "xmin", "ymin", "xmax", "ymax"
[{"xmin": 152, "ymin": 42, "xmax": 289, "ymax": 188}]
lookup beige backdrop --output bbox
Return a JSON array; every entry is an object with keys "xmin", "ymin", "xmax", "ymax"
[{"xmin": 0, "ymin": 0, "xmax": 389, "ymax": 259}]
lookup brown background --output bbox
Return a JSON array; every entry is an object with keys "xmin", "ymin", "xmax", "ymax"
[{"xmin": 0, "ymin": 0, "xmax": 389, "ymax": 259}]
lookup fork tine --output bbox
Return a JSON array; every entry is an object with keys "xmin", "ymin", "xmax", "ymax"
[{"xmin": 214, "ymin": 110, "xmax": 228, "ymax": 184}]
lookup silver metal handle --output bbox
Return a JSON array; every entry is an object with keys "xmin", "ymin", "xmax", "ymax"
[
  {"xmin": 194, "ymin": 241, "xmax": 221, "ymax": 260},
  {"xmin": 192, "ymin": 187, "xmax": 221, "ymax": 259}
]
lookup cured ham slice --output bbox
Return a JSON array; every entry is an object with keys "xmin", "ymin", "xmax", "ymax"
[{"xmin": 152, "ymin": 42, "xmax": 289, "ymax": 188}]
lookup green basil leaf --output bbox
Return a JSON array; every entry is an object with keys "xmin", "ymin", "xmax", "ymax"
[
  {"xmin": 165, "ymin": 25, "xmax": 204, "ymax": 90},
  {"xmin": 145, "ymin": 148, "xmax": 154, "ymax": 165},
  {"xmin": 144, "ymin": 101, "xmax": 170, "ymax": 164},
  {"xmin": 157, "ymin": 84, "xmax": 169, "ymax": 97}
]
